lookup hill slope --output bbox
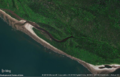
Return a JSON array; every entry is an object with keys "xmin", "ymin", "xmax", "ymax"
[{"xmin": 0, "ymin": 0, "xmax": 120, "ymax": 65}]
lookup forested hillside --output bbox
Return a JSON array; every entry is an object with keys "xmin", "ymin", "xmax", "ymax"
[{"xmin": 0, "ymin": 0, "xmax": 120, "ymax": 65}]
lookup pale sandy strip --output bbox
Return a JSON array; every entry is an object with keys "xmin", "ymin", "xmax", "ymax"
[
  {"xmin": 0, "ymin": 10, "xmax": 18, "ymax": 23},
  {"xmin": 0, "ymin": 9, "xmax": 120, "ymax": 75},
  {"xmin": 24, "ymin": 23, "xmax": 120, "ymax": 74}
]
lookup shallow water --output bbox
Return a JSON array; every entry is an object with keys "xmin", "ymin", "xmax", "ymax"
[{"xmin": 0, "ymin": 18, "xmax": 91, "ymax": 76}]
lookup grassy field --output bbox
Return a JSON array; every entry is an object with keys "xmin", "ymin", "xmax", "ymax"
[{"xmin": 0, "ymin": 0, "xmax": 120, "ymax": 65}]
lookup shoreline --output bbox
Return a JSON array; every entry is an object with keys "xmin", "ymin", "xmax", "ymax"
[{"xmin": 0, "ymin": 9, "xmax": 120, "ymax": 75}]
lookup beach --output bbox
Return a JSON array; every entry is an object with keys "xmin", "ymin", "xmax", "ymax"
[{"xmin": 0, "ymin": 9, "xmax": 120, "ymax": 75}]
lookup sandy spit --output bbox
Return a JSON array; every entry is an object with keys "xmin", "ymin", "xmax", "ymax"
[{"xmin": 0, "ymin": 9, "xmax": 120, "ymax": 75}]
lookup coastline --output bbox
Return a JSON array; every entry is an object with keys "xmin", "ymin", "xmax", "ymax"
[{"xmin": 0, "ymin": 9, "xmax": 120, "ymax": 75}]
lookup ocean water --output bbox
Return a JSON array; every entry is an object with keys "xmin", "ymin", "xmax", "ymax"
[{"xmin": 0, "ymin": 18, "xmax": 91, "ymax": 76}]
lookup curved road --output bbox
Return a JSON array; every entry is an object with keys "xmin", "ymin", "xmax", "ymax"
[{"xmin": 1, "ymin": 9, "xmax": 73, "ymax": 42}]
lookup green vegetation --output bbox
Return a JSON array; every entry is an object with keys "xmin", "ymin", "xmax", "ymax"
[{"xmin": 0, "ymin": 0, "xmax": 120, "ymax": 65}]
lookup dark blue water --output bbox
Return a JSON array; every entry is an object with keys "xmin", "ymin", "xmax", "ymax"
[{"xmin": 0, "ymin": 18, "xmax": 91, "ymax": 76}]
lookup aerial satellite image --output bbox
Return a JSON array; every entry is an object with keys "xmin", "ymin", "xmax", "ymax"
[{"xmin": 0, "ymin": 0, "xmax": 120, "ymax": 77}]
